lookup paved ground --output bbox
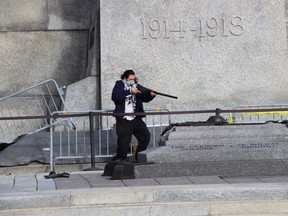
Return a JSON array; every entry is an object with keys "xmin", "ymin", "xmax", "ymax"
[
  {"xmin": 2, "ymin": 164, "xmax": 288, "ymax": 215},
  {"xmin": 2, "ymin": 169, "xmax": 288, "ymax": 193}
]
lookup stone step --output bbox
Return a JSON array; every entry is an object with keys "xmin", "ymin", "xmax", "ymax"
[
  {"xmin": 139, "ymin": 123, "xmax": 288, "ymax": 177},
  {"xmin": 1, "ymin": 182, "xmax": 288, "ymax": 216},
  {"xmin": 166, "ymin": 136, "xmax": 288, "ymax": 146},
  {"xmin": 174, "ymin": 123, "xmax": 285, "ymax": 131},
  {"xmin": 135, "ymin": 159, "xmax": 288, "ymax": 178},
  {"xmin": 139, "ymin": 142, "xmax": 288, "ymax": 163},
  {"xmin": 167, "ymin": 123, "xmax": 288, "ymax": 140}
]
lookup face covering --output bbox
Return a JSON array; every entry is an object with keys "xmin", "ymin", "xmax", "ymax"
[{"xmin": 123, "ymin": 80, "xmax": 136, "ymax": 87}]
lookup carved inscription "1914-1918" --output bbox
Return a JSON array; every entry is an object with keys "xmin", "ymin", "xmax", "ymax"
[{"xmin": 140, "ymin": 16, "xmax": 244, "ymax": 41}]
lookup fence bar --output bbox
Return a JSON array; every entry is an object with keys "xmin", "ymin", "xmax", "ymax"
[
  {"xmin": 49, "ymin": 117, "xmax": 54, "ymax": 172},
  {"xmin": 83, "ymin": 112, "xmax": 97, "ymax": 171},
  {"xmin": 2, "ymin": 107, "xmax": 288, "ymax": 127},
  {"xmin": 106, "ymin": 116, "xmax": 109, "ymax": 155},
  {"xmin": 98, "ymin": 115, "xmax": 102, "ymax": 155}
]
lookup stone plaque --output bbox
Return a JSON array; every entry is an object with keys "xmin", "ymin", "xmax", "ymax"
[{"xmin": 138, "ymin": 123, "xmax": 288, "ymax": 163}]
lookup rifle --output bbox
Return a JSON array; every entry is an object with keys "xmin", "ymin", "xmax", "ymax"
[
  {"xmin": 137, "ymin": 85, "xmax": 178, "ymax": 99},
  {"xmin": 151, "ymin": 90, "xmax": 178, "ymax": 99}
]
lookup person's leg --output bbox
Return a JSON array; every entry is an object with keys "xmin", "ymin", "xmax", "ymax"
[
  {"xmin": 132, "ymin": 118, "xmax": 150, "ymax": 161},
  {"xmin": 131, "ymin": 135, "xmax": 138, "ymax": 154},
  {"xmin": 114, "ymin": 118, "xmax": 133, "ymax": 160}
]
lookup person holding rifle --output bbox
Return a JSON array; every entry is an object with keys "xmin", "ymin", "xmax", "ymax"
[{"xmin": 111, "ymin": 69, "xmax": 157, "ymax": 162}]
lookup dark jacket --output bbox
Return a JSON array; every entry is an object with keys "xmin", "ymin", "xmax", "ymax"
[{"xmin": 111, "ymin": 80, "xmax": 155, "ymax": 118}]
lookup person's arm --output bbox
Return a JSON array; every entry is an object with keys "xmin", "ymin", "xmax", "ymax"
[
  {"xmin": 137, "ymin": 84, "xmax": 156, "ymax": 102},
  {"xmin": 111, "ymin": 81, "xmax": 131, "ymax": 104}
]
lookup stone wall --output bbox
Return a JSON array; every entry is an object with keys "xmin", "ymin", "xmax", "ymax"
[
  {"xmin": 0, "ymin": 0, "xmax": 98, "ymax": 141},
  {"xmin": 2, "ymin": 0, "xmax": 288, "ymax": 125},
  {"xmin": 101, "ymin": 0, "xmax": 288, "ymax": 122},
  {"xmin": 0, "ymin": 0, "xmax": 96, "ymax": 96}
]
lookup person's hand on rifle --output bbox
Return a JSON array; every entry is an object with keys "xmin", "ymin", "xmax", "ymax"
[
  {"xmin": 131, "ymin": 87, "xmax": 141, "ymax": 94},
  {"xmin": 150, "ymin": 91, "xmax": 157, "ymax": 97},
  {"xmin": 131, "ymin": 87, "xmax": 156, "ymax": 97}
]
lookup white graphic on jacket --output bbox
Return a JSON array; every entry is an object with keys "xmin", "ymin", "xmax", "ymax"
[{"xmin": 123, "ymin": 80, "xmax": 136, "ymax": 120}]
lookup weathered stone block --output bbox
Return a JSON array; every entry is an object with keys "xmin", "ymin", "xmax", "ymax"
[
  {"xmin": 0, "ymin": 31, "xmax": 88, "ymax": 96},
  {"xmin": 139, "ymin": 123, "xmax": 288, "ymax": 164},
  {"xmin": 0, "ymin": 0, "xmax": 96, "ymax": 31},
  {"xmin": 64, "ymin": 76, "xmax": 97, "ymax": 111}
]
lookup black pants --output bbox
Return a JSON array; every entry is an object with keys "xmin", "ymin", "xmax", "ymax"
[{"xmin": 115, "ymin": 117, "xmax": 150, "ymax": 160}]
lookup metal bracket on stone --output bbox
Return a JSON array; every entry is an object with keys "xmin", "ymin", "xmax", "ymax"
[
  {"xmin": 206, "ymin": 108, "xmax": 227, "ymax": 125},
  {"xmin": 102, "ymin": 161, "xmax": 135, "ymax": 180}
]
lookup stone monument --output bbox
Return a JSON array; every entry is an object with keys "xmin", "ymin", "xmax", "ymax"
[{"xmin": 101, "ymin": 0, "xmax": 288, "ymax": 124}]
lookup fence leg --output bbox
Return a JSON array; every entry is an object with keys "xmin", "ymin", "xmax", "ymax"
[
  {"xmin": 84, "ymin": 112, "xmax": 100, "ymax": 171},
  {"xmin": 49, "ymin": 117, "xmax": 54, "ymax": 172}
]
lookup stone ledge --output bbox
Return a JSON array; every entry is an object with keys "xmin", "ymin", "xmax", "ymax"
[
  {"xmin": 135, "ymin": 160, "xmax": 288, "ymax": 178},
  {"xmin": 1, "ymin": 183, "xmax": 288, "ymax": 214},
  {"xmin": 1, "ymin": 200, "xmax": 288, "ymax": 216}
]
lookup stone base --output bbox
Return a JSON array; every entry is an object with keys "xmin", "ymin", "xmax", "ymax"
[
  {"xmin": 137, "ymin": 123, "xmax": 288, "ymax": 178},
  {"xmin": 134, "ymin": 159, "xmax": 288, "ymax": 178}
]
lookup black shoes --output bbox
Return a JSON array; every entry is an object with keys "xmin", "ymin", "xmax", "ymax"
[{"xmin": 44, "ymin": 171, "xmax": 70, "ymax": 179}]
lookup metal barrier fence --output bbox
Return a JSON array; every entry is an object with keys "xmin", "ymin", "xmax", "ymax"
[
  {"xmin": 229, "ymin": 104, "xmax": 288, "ymax": 124},
  {"xmin": 49, "ymin": 108, "xmax": 171, "ymax": 171},
  {"xmin": 0, "ymin": 79, "xmax": 69, "ymax": 143},
  {"xmin": 49, "ymin": 107, "xmax": 288, "ymax": 171},
  {"xmin": 2, "ymin": 107, "xmax": 288, "ymax": 172}
]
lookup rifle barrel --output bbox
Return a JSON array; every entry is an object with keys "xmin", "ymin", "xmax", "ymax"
[
  {"xmin": 137, "ymin": 85, "xmax": 178, "ymax": 99},
  {"xmin": 153, "ymin": 91, "xmax": 178, "ymax": 99}
]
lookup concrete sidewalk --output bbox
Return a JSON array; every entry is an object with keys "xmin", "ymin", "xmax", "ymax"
[
  {"xmin": 3, "ymin": 171, "xmax": 288, "ymax": 192},
  {"xmin": 1, "ymin": 167, "xmax": 288, "ymax": 215}
]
